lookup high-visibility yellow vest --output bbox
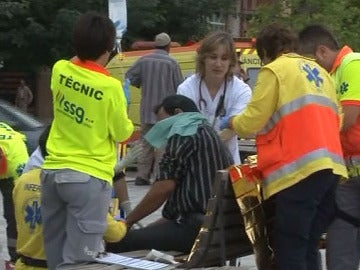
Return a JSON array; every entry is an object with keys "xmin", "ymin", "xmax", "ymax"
[
  {"xmin": 43, "ymin": 59, "xmax": 134, "ymax": 182},
  {"xmin": 331, "ymin": 47, "xmax": 360, "ymax": 162},
  {"xmin": 0, "ymin": 122, "xmax": 28, "ymax": 180}
]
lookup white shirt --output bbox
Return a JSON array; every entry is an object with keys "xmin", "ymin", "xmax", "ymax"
[
  {"xmin": 23, "ymin": 146, "xmax": 44, "ymax": 173},
  {"xmin": 177, "ymin": 74, "xmax": 252, "ymax": 164}
]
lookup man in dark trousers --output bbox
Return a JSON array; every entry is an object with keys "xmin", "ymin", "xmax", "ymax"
[{"xmin": 107, "ymin": 95, "xmax": 233, "ymax": 253}]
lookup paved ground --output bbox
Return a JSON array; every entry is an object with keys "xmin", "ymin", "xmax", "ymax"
[{"xmin": 0, "ymin": 172, "xmax": 329, "ymax": 270}]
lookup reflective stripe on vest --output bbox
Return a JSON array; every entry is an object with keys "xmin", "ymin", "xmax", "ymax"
[
  {"xmin": 263, "ymin": 148, "xmax": 344, "ymax": 188},
  {"xmin": 258, "ymin": 95, "xmax": 339, "ymax": 135}
]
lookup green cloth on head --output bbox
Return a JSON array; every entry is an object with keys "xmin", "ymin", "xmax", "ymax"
[{"xmin": 144, "ymin": 112, "xmax": 208, "ymax": 148}]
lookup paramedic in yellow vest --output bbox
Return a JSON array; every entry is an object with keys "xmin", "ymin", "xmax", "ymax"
[
  {"xmin": 0, "ymin": 122, "xmax": 29, "ymax": 264},
  {"xmin": 219, "ymin": 23, "xmax": 347, "ymax": 270},
  {"xmin": 14, "ymin": 140, "xmax": 128, "ymax": 270},
  {"xmin": 299, "ymin": 24, "xmax": 360, "ymax": 270},
  {"xmin": 40, "ymin": 11, "xmax": 134, "ymax": 269}
]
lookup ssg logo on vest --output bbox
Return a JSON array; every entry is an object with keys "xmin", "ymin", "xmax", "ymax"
[{"xmin": 57, "ymin": 93, "xmax": 86, "ymax": 124}]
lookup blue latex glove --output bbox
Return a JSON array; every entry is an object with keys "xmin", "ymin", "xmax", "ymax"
[
  {"xmin": 123, "ymin": 78, "xmax": 131, "ymax": 106},
  {"xmin": 219, "ymin": 115, "xmax": 232, "ymax": 130}
]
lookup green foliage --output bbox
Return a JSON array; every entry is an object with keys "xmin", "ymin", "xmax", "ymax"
[
  {"xmin": 120, "ymin": 0, "xmax": 162, "ymax": 49},
  {"xmin": 0, "ymin": 0, "xmax": 107, "ymax": 72},
  {"xmin": 50, "ymin": 9, "xmax": 82, "ymax": 61},
  {"xmin": 0, "ymin": 1, "xmax": 31, "ymax": 70},
  {"xmin": 122, "ymin": 0, "xmax": 235, "ymax": 49},
  {"xmin": 8, "ymin": 0, "xmax": 360, "ymax": 72},
  {"xmin": 0, "ymin": 0, "xmax": 236, "ymax": 72},
  {"xmin": 248, "ymin": 0, "xmax": 360, "ymax": 50}
]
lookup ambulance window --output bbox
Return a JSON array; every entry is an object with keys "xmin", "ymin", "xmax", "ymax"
[{"xmin": 247, "ymin": 68, "xmax": 260, "ymax": 90}]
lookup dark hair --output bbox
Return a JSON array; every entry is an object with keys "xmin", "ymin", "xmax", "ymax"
[
  {"xmin": 196, "ymin": 31, "xmax": 237, "ymax": 79},
  {"xmin": 39, "ymin": 125, "xmax": 51, "ymax": 158},
  {"xmin": 256, "ymin": 23, "xmax": 298, "ymax": 62},
  {"xmin": 154, "ymin": 95, "xmax": 199, "ymax": 115},
  {"xmin": 298, "ymin": 24, "xmax": 340, "ymax": 55},
  {"xmin": 73, "ymin": 11, "xmax": 116, "ymax": 61}
]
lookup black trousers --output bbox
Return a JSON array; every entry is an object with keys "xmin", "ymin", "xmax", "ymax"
[
  {"xmin": 0, "ymin": 177, "xmax": 18, "ymax": 262},
  {"xmin": 274, "ymin": 169, "xmax": 339, "ymax": 270},
  {"xmin": 106, "ymin": 215, "xmax": 203, "ymax": 254}
]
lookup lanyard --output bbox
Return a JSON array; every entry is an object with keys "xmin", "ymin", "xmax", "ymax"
[
  {"xmin": 198, "ymin": 79, "xmax": 227, "ymax": 118},
  {"xmin": 198, "ymin": 79, "xmax": 207, "ymax": 111}
]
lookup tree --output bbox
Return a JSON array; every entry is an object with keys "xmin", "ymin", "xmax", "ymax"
[
  {"xmin": 0, "ymin": 0, "xmax": 236, "ymax": 72},
  {"xmin": 0, "ymin": 0, "xmax": 39, "ymax": 71},
  {"xmin": 247, "ymin": 0, "xmax": 360, "ymax": 50},
  {"xmin": 122, "ymin": 0, "xmax": 235, "ymax": 49},
  {"xmin": 3, "ymin": 0, "xmax": 360, "ymax": 72},
  {"xmin": 0, "ymin": 0, "xmax": 107, "ymax": 72}
]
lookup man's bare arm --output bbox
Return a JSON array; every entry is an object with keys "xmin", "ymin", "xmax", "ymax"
[{"xmin": 126, "ymin": 179, "xmax": 176, "ymax": 228}]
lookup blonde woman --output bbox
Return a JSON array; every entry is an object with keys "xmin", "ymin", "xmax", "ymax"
[{"xmin": 177, "ymin": 31, "xmax": 252, "ymax": 164}]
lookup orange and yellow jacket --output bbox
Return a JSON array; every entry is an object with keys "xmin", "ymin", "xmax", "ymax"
[{"xmin": 231, "ymin": 53, "xmax": 347, "ymax": 199}]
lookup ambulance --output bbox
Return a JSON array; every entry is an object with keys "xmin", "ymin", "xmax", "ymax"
[{"xmin": 106, "ymin": 37, "xmax": 261, "ymax": 128}]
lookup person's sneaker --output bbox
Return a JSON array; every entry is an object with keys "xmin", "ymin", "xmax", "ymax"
[
  {"xmin": 5, "ymin": 261, "xmax": 15, "ymax": 270},
  {"xmin": 135, "ymin": 177, "xmax": 150, "ymax": 186}
]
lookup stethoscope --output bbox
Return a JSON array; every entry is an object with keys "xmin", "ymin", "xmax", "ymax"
[{"xmin": 198, "ymin": 78, "xmax": 227, "ymax": 118}]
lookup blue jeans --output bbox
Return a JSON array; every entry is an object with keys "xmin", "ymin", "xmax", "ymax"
[{"xmin": 274, "ymin": 169, "xmax": 339, "ymax": 270}]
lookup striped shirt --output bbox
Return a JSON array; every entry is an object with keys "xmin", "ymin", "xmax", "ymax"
[
  {"xmin": 157, "ymin": 123, "xmax": 233, "ymax": 220},
  {"xmin": 126, "ymin": 49, "xmax": 184, "ymax": 124}
]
